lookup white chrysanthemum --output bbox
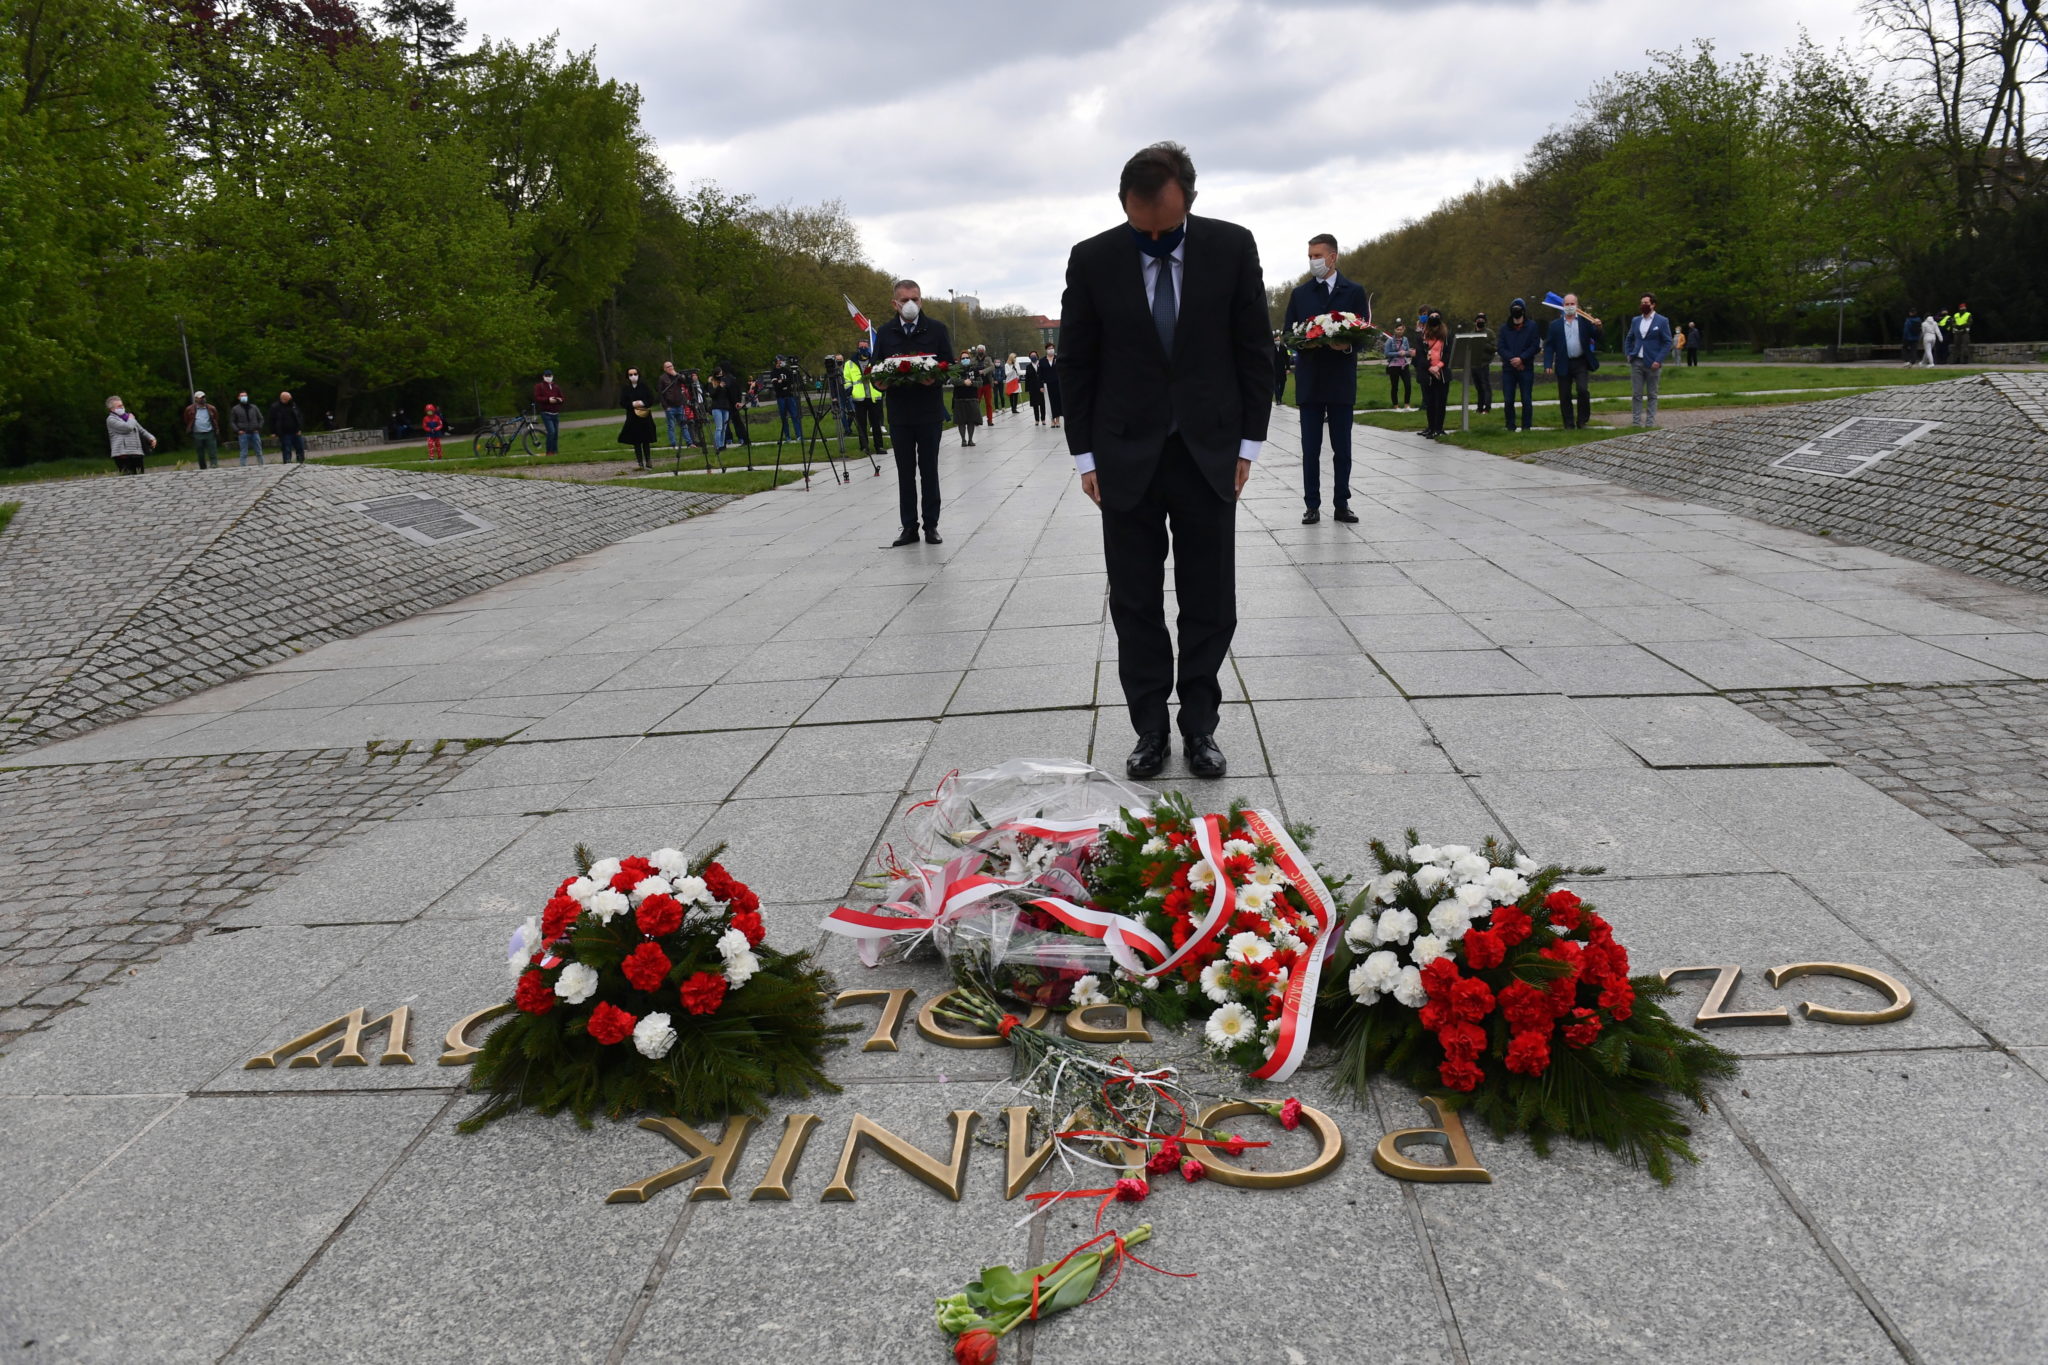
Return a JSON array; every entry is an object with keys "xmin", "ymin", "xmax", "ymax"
[
  {"xmin": 1225, "ymin": 931, "xmax": 1273, "ymax": 965},
  {"xmin": 671, "ymin": 875, "xmax": 711, "ymax": 906},
  {"xmin": 1140, "ymin": 836, "xmax": 1168, "ymax": 856},
  {"xmin": 1223, "ymin": 838, "xmax": 1257, "ymax": 859},
  {"xmin": 1237, "ymin": 883, "xmax": 1276, "ymax": 915},
  {"xmin": 1374, "ymin": 907, "xmax": 1418, "ymax": 947},
  {"xmin": 589, "ymin": 889, "xmax": 629, "ymax": 923},
  {"xmin": 554, "ymin": 961, "xmax": 599, "ymax": 1004},
  {"xmin": 1407, "ymin": 844, "xmax": 1440, "ymax": 865},
  {"xmin": 1359, "ymin": 949, "xmax": 1402, "ymax": 994},
  {"xmin": 630, "ymin": 875, "xmax": 671, "ymax": 904},
  {"xmin": 1392, "ymin": 964, "xmax": 1427, "ymax": 1009},
  {"xmin": 1248, "ymin": 863, "xmax": 1284, "ymax": 888},
  {"xmin": 716, "ymin": 927, "xmax": 751, "ymax": 961},
  {"xmin": 1483, "ymin": 867, "xmax": 1528, "ymax": 903},
  {"xmin": 1204, "ymin": 1002, "xmax": 1257, "ymax": 1050},
  {"xmin": 1437, "ymin": 844, "xmax": 1473, "ymax": 864},
  {"xmin": 650, "ymin": 848, "xmax": 689, "ymax": 877},
  {"xmin": 1343, "ymin": 914, "xmax": 1377, "ymax": 952},
  {"xmin": 564, "ymin": 876, "xmax": 598, "ymax": 905},
  {"xmin": 507, "ymin": 916, "xmax": 541, "ymax": 979},
  {"xmin": 1412, "ymin": 864, "xmax": 1448, "ymax": 894},
  {"xmin": 1199, "ymin": 960, "xmax": 1234, "ymax": 1004},
  {"xmin": 1348, "ymin": 963, "xmax": 1382, "ymax": 1006},
  {"xmin": 1450, "ymin": 853, "xmax": 1491, "ymax": 883},
  {"xmin": 587, "ymin": 857, "xmax": 623, "ymax": 885},
  {"xmin": 1188, "ymin": 862, "xmax": 1216, "ymax": 892},
  {"xmin": 1371, "ymin": 869, "xmax": 1409, "ymax": 904},
  {"xmin": 1410, "ymin": 934, "xmax": 1449, "ymax": 967},
  {"xmin": 1428, "ymin": 902, "xmax": 1472, "ymax": 941},
  {"xmin": 1070, "ymin": 974, "xmax": 1111, "ymax": 1008},
  {"xmin": 723, "ymin": 948, "xmax": 760, "ymax": 989},
  {"xmin": 632, "ymin": 1012, "xmax": 677, "ymax": 1060}
]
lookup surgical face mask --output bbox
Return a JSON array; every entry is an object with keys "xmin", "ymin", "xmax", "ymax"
[
  {"xmin": 1564, "ymin": 305, "xmax": 1578, "ymax": 318},
  {"xmin": 238, "ymin": 394, "xmax": 248, "ymax": 402},
  {"xmin": 900, "ymin": 299, "xmax": 920, "ymax": 322},
  {"xmin": 627, "ymin": 372, "xmax": 639, "ymax": 381},
  {"xmin": 112, "ymin": 404, "xmax": 125, "ymax": 414},
  {"xmin": 1308, "ymin": 256, "xmax": 1330, "ymax": 280}
]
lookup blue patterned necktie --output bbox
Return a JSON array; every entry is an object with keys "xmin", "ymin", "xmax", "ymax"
[{"xmin": 1152, "ymin": 252, "xmax": 1177, "ymax": 353}]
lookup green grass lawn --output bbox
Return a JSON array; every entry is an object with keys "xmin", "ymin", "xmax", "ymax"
[{"xmin": 0, "ymin": 500, "xmax": 18, "ymax": 536}]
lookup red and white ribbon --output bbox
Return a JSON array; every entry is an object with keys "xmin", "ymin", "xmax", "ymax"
[{"xmin": 1236, "ymin": 810, "xmax": 1338, "ymax": 1082}]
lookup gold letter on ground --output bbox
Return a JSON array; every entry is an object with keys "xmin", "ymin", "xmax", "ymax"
[
  {"xmin": 1372, "ymin": 1097, "xmax": 1492, "ymax": 1184},
  {"xmin": 820, "ymin": 1110, "xmax": 979, "ymax": 1201},
  {"xmin": 1767, "ymin": 961, "xmax": 1914, "ymax": 1024},
  {"xmin": 242, "ymin": 1007, "xmax": 414, "ymax": 1069},
  {"xmin": 1660, "ymin": 965, "xmax": 1790, "ymax": 1029},
  {"xmin": 605, "ymin": 1115, "xmax": 759, "ymax": 1204},
  {"xmin": 833, "ymin": 988, "xmax": 918, "ymax": 1052},
  {"xmin": 1191, "ymin": 1100, "xmax": 1345, "ymax": 1188}
]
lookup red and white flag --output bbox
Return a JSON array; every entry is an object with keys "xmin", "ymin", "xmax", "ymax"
[{"xmin": 844, "ymin": 294, "xmax": 871, "ymax": 334}]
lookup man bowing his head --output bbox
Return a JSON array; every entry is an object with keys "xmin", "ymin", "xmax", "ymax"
[{"xmin": 1058, "ymin": 141, "xmax": 1271, "ymax": 781}]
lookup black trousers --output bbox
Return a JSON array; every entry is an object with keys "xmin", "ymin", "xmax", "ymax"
[
  {"xmin": 1298, "ymin": 402, "xmax": 1352, "ymax": 511},
  {"xmin": 1029, "ymin": 389, "xmax": 1046, "ymax": 420},
  {"xmin": 1420, "ymin": 372, "xmax": 1449, "ymax": 432},
  {"xmin": 1472, "ymin": 364, "xmax": 1492, "ymax": 411},
  {"xmin": 1386, "ymin": 366, "xmax": 1410, "ymax": 406},
  {"xmin": 1101, "ymin": 435, "xmax": 1235, "ymax": 740},
  {"xmin": 893, "ymin": 421, "xmax": 941, "ymax": 532},
  {"xmin": 853, "ymin": 399, "xmax": 887, "ymax": 453},
  {"xmin": 1554, "ymin": 356, "xmax": 1593, "ymax": 428}
]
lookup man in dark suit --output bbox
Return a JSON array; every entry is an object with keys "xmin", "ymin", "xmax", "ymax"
[
  {"xmin": 1281, "ymin": 233, "xmax": 1367, "ymax": 523},
  {"xmin": 1542, "ymin": 293, "xmax": 1603, "ymax": 430},
  {"xmin": 870, "ymin": 279, "xmax": 953, "ymax": 546},
  {"xmin": 1058, "ymin": 142, "xmax": 1271, "ymax": 781}
]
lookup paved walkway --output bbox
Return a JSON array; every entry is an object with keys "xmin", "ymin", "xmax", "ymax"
[{"xmin": 4, "ymin": 407, "xmax": 2046, "ymax": 1362}]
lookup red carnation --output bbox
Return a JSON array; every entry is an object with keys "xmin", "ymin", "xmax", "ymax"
[
  {"xmin": 1436, "ymin": 1019, "xmax": 1486, "ymax": 1059},
  {"xmin": 622, "ymin": 941, "xmax": 672, "ymax": 991},
  {"xmin": 1113, "ymin": 1176, "xmax": 1149, "ymax": 1204},
  {"xmin": 896, "ymin": 359, "xmax": 912, "ymax": 372},
  {"xmin": 1419, "ymin": 995, "xmax": 1451, "ymax": 1033},
  {"xmin": 542, "ymin": 894, "xmax": 581, "ymax": 942},
  {"xmin": 636, "ymin": 893, "xmax": 684, "ymax": 938},
  {"xmin": 1499, "ymin": 979, "xmax": 1552, "ymax": 1031},
  {"xmin": 1505, "ymin": 1027, "xmax": 1552, "ymax": 1076},
  {"xmin": 619, "ymin": 855, "xmax": 657, "ymax": 881},
  {"xmin": 1146, "ymin": 1138, "xmax": 1182, "ymax": 1174},
  {"xmin": 587, "ymin": 1001, "xmax": 637, "ymax": 1045},
  {"xmin": 678, "ymin": 971, "xmax": 728, "ymax": 1016},
  {"xmin": 729, "ymin": 907, "xmax": 765, "ymax": 947},
  {"xmin": 514, "ymin": 968, "xmax": 555, "ymax": 1014},
  {"xmin": 1563, "ymin": 1007, "xmax": 1603, "ymax": 1049},
  {"xmin": 609, "ymin": 868, "xmax": 640, "ymax": 893},
  {"xmin": 1279, "ymin": 1097, "xmax": 1303, "ymax": 1130},
  {"xmin": 1451, "ymin": 975, "xmax": 1495, "ymax": 1024},
  {"xmin": 1222, "ymin": 1133, "xmax": 1252, "ymax": 1156},
  {"xmin": 1420, "ymin": 957, "xmax": 1460, "ymax": 992},
  {"xmin": 1599, "ymin": 976, "xmax": 1636, "ymax": 1021},
  {"xmin": 1180, "ymin": 1156, "xmax": 1206, "ymax": 1183},
  {"xmin": 1438, "ymin": 1057, "xmax": 1484, "ymax": 1091},
  {"xmin": 1544, "ymin": 888, "xmax": 1584, "ymax": 930},
  {"xmin": 1492, "ymin": 903, "xmax": 1534, "ymax": 946},
  {"xmin": 953, "ymin": 1329, "xmax": 999, "ymax": 1365},
  {"xmin": 727, "ymin": 884, "xmax": 760, "ymax": 915},
  {"xmin": 1460, "ymin": 927, "xmax": 1505, "ymax": 970}
]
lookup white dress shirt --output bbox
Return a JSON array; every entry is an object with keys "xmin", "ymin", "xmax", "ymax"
[{"xmin": 1073, "ymin": 231, "xmax": 1264, "ymax": 476}]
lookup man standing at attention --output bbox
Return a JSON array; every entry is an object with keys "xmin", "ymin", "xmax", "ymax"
[
  {"xmin": 1282, "ymin": 233, "xmax": 1366, "ymax": 524},
  {"xmin": 533, "ymin": 368, "xmax": 566, "ymax": 453},
  {"xmin": 1542, "ymin": 294, "xmax": 1602, "ymax": 430},
  {"xmin": 1059, "ymin": 141, "xmax": 1270, "ymax": 781},
  {"xmin": 870, "ymin": 280, "xmax": 953, "ymax": 546},
  {"xmin": 1621, "ymin": 292, "xmax": 1674, "ymax": 427}
]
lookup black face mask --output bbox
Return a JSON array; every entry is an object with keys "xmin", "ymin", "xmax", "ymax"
[{"xmin": 1130, "ymin": 222, "xmax": 1186, "ymax": 258}]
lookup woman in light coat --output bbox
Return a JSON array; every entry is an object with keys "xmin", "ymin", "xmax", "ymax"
[{"xmin": 105, "ymin": 395, "xmax": 155, "ymax": 475}]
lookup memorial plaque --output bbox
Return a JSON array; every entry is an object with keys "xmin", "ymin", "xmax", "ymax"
[
  {"xmin": 1770, "ymin": 416, "xmax": 1939, "ymax": 478},
  {"xmin": 343, "ymin": 491, "xmax": 497, "ymax": 546}
]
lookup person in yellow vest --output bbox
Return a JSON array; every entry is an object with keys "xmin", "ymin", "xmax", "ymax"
[
  {"xmin": 1951, "ymin": 304, "xmax": 1973, "ymax": 364},
  {"xmin": 843, "ymin": 344, "xmax": 888, "ymax": 454}
]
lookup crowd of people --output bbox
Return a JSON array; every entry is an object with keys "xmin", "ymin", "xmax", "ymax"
[
  {"xmin": 1902, "ymin": 305, "xmax": 1973, "ymax": 366},
  {"xmin": 101, "ymin": 389, "xmax": 311, "ymax": 473}
]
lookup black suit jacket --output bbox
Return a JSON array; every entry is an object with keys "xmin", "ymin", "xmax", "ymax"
[
  {"xmin": 1056, "ymin": 214, "xmax": 1271, "ymax": 510},
  {"xmin": 1283, "ymin": 272, "xmax": 1370, "ymax": 406},
  {"xmin": 872, "ymin": 315, "xmax": 954, "ymax": 425}
]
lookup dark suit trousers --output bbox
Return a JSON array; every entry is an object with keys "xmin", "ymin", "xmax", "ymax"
[
  {"xmin": 1555, "ymin": 356, "xmax": 1593, "ymax": 428},
  {"xmin": 1297, "ymin": 403, "xmax": 1352, "ymax": 511},
  {"xmin": 893, "ymin": 421, "xmax": 941, "ymax": 531},
  {"xmin": 1100, "ymin": 435, "xmax": 1235, "ymax": 739}
]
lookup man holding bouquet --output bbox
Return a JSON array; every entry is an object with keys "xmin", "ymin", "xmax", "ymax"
[
  {"xmin": 871, "ymin": 279, "xmax": 953, "ymax": 546},
  {"xmin": 1282, "ymin": 233, "xmax": 1367, "ymax": 523}
]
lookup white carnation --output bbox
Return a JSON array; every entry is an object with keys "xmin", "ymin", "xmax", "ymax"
[
  {"xmin": 1483, "ymin": 867, "xmax": 1528, "ymax": 902},
  {"xmin": 1225, "ymin": 931, "xmax": 1273, "ymax": 965},
  {"xmin": 1413, "ymin": 864, "xmax": 1448, "ymax": 894},
  {"xmin": 1392, "ymin": 964, "xmax": 1427, "ymax": 1008},
  {"xmin": 671, "ymin": 875, "xmax": 710, "ymax": 906},
  {"xmin": 587, "ymin": 857, "xmax": 623, "ymax": 885},
  {"xmin": 1343, "ymin": 914, "xmax": 1377, "ymax": 952},
  {"xmin": 507, "ymin": 916, "xmax": 541, "ymax": 979},
  {"xmin": 716, "ymin": 927, "xmax": 751, "ymax": 961},
  {"xmin": 1204, "ymin": 1001, "xmax": 1257, "ymax": 1050},
  {"xmin": 722, "ymin": 948, "xmax": 760, "ymax": 989},
  {"xmin": 632, "ymin": 1012, "xmax": 677, "ymax": 1059},
  {"xmin": 1374, "ymin": 907, "xmax": 1418, "ymax": 947},
  {"xmin": 589, "ymin": 889, "xmax": 629, "ymax": 923},
  {"xmin": 564, "ymin": 876, "xmax": 598, "ymax": 905},
  {"xmin": 1451, "ymin": 853, "xmax": 1490, "ymax": 883},
  {"xmin": 630, "ymin": 875, "xmax": 671, "ymax": 903},
  {"xmin": 1410, "ymin": 934, "xmax": 1449, "ymax": 967},
  {"xmin": 1371, "ymin": 869, "xmax": 1409, "ymax": 904},
  {"xmin": 1513, "ymin": 854, "xmax": 1540, "ymax": 875},
  {"xmin": 1199, "ymin": 960, "xmax": 1234, "ymax": 1004},
  {"xmin": 1070, "ymin": 974, "xmax": 1111, "ymax": 1008},
  {"xmin": 1359, "ymin": 949, "xmax": 1402, "ymax": 994},
  {"xmin": 1140, "ymin": 836, "xmax": 1168, "ymax": 856},
  {"xmin": 1437, "ymin": 844, "xmax": 1473, "ymax": 864},
  {"xmin": 1347, "ymin": 963, "xmax": 1382, "ymax": 1006},
  {"xmin": 1428, "ymin": 902, "xmax": 1472, "ymax": 941},
  {"xmin": 554, "ymin": 961, "xmax": 599, "ymax": 1004},
  {"xmin": 1406, "ymin": 844, "xmax": 1440, "ymax": 864},
  {"xmin": 650, "ymin": 848, "xmax": 689, "ymax": 876},
  {"xmin": 1454, "ymin": 883, "xmax": 1489, "ymax": 912}
]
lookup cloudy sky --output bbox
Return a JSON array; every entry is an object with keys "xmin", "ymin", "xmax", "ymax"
[{"xmin": 463, "ymin": 0, "xmax": 1870, "ymax": 316}]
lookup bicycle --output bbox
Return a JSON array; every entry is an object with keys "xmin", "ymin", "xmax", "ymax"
[{"xmin": 471, "ymin": 405, "xmax": 546, "ymax": 458}]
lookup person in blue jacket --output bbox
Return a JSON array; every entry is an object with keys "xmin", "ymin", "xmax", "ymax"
[
  {"xmin": 1620, "ymin": 293, "xmax": 1675, "ymax": 427},
  {"xmin": 1280, "ymin": 233, "xmax": 1368, "ymax": 524},
  {"xmin": 1901, "ymin": 311, "xmax": 1922, "ymax": 366},
  {"xmin": 1496, "ymin": 299, "xmax": 1542, "ymax": 431},
  {"xmin": 1542, "ymin": 294, "xmax": 1603, "ymax": 430}
]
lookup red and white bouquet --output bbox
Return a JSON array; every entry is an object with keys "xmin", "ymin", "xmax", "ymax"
[
  {"xmin": 461, "ymin": 843, "xmax": 848, "ymax": 1131},
  {"xmin": 1327, "ymin": 833, "xmax": 1737, "ymax": 1181},
  {"xmin": 867, "ymin": 353, "xmax": 952, "ymax": 389},
  {"xmin": 1287, "ymin": 309, "xmax": 1375, "ymax": 352}
]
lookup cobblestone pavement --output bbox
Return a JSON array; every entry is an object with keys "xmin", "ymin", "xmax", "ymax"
[
  {"xmin": 0, "ymin": 743, "xmax": 479, "ymax": 1043},
  {"xmin": 1733, "ymin": 681, "xmax": 2048, "ymax": 877}
]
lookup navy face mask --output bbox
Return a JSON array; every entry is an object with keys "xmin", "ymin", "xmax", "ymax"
[{"xmin": 1131, "ymin": 222, "xmax": 1186, "ymax": 258}]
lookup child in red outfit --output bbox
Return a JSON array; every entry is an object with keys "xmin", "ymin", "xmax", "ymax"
[{"xmin": 422, "ymin": 403, "xmax": 445, "ymax": 459}]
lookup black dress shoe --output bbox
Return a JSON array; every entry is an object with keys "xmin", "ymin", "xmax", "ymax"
[
  {"xmin": 924, "ymin": 529, "xmax": 943, "ymax": 544},
  {"xmin": 1185, "ymin": 733, "xmax": 1226, "ymax": 779},
  {"xmin": 1126, "ymin": 731, "xmax": 1169, "ymax": 780},
  {"xmin": 889, "ymin": 529, "xmax": 919, "ymax": 547},
  {"xmin": 1334, "ymin": 507, "xmax": 1359, "ymax": 523},
  {"xmin": 1301, "ymin": 509, "xmax": 1321, "ymax": 525}
]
